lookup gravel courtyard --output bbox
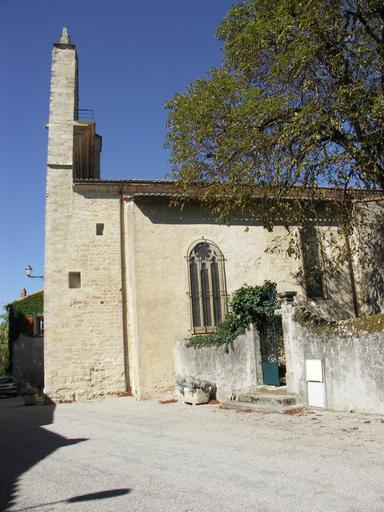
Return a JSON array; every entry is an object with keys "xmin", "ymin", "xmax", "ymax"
[{"xmin": 1, "ymin": 396, "xmax": 383, "ymax": 512}]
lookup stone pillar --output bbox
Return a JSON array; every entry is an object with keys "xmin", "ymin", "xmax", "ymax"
[
  {"xmin": 278, "ymin": 291, "xmax": 297, "ymax": 394},
  {"xmin": 252, "ymin": 325, "xmax": 264, "ymax": 386}
]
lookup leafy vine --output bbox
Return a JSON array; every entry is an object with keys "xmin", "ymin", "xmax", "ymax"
[{"xmin": 187, "ymin": 281, "xmax": 277, "ymax": 350}]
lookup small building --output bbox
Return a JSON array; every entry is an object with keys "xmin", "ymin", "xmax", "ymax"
[{"xmin": 6, "ymin": 290, "xmax": 44, "ymax": 390}]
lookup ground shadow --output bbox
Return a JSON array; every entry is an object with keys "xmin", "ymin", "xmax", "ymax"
[
  {"xmin": 13, "ymin": 488, "xmax": 131, "ymax": 511},
  {"xmin": 0, "ymin": 397, "xmax": 88, "ymax": 511}
]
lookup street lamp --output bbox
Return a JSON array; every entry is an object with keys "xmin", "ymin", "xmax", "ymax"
[{"xmin": 25, "ymin": 265, "xmax": 44, "ymax": 279}]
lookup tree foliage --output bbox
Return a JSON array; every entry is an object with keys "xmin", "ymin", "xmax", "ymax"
[
  {"xmin": 0, "ymin": 312, "xmax": 9, "ymax": 376},
  {"xmin": 166, "ymin": 0, "xmax": 384, "ymax": 225}
]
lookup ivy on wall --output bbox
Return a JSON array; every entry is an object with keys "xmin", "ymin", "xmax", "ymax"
[
  {"xmin": 9, "ymin": 291, "xmax": 44, "ymax": 318},
  {"xmin": 8, "ymin": 291, "xmax": 44, "ymax": 344}
]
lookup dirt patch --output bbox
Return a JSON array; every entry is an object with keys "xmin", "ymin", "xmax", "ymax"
[{"xmin": 283, "ymin": 407, "xmax": 305, "ymax": 415}]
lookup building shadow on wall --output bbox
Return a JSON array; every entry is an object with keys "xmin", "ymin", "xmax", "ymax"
[
  {"xmin": 292, "ymin": 261, "xmax": 357, "ymax": 320},
  {"xmin": 363, "ymin": 213, "xmax": 384, "ymax": 313},
  {"xmin": 133, "ymin": 198, "xmax": 337, "ymax": 227},
  {"xmin": 0, "ymin": 397, "xmax": 88, "ymax": 511}
]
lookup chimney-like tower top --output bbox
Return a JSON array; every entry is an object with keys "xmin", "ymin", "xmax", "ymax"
[{"xmin": 60, "ymin": 27, "xmax": 71, "ymax": 44}]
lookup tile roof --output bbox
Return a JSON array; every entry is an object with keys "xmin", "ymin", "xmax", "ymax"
[{"xmin": 73, "ymin": 178, "xmax": 383, "ymax": 201}]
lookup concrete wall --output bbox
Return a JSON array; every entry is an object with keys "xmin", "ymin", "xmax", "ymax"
[
  {"xmin": 12, "ymin": 335, "xmax": 44, "ymax": 389},
  {"xmin": 282, "ymin": 301, "xmax": 384, "ymax": 414},
  {"xmin": 126, "ymin": 197, "xmax": 356, "ymax": 399},
  {"xmin": 175, "ymin": 327, "xmax": 262, "ymax": 401}
]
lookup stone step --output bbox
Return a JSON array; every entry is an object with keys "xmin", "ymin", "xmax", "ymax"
[
  {"xmin": 235, "ymin": 392, "xmax": 297, "ymax": 406},
  {"xmin": 220, "ymin": 400, "xmax": 304, "ymax": 415},
  {"xmin": 246, "ymin": 385, "xmax": 288, "ymax": 395}
]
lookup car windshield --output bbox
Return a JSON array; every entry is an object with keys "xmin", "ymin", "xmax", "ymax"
[{"xmin": 0, "ymin": 377, "xmax": 13, "ymax": 384}]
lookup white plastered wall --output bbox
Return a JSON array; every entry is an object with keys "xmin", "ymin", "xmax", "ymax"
[{"xmin": 125, "ymin": 198, "xmax": 355, "ymax": 399}]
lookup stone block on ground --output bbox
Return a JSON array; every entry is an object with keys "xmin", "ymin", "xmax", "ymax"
[{"xmin": 183, "ymin": 388, "xmax": 210, "ymax": 405}]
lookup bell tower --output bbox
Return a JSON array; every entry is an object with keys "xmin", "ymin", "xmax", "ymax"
[
  {"xmin": 44, "ymin": 28, "xmax": 79, "ymax": 398},
  {"xmin": 46, "ymin": 27, "xmax": 101, "ymax": 180},
  {"xmin": 44, "ymin": 28, "xmax": 102, "ymax": 398},
  {"xmin": 47, "ymin": 27, "xmax": 78, "ymax": 169},
  {"xmin": 43, "ymin": 28, "xmax": 126, "ymax": 402}
]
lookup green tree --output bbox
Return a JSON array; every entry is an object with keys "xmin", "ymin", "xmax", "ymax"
[
  {"xmin": 0, "ymin": 311, "xmax": 9, "ymax": 376},
  {"xmin": 166, "ymin": 0, "xmax": 384, "ymax": 226}
]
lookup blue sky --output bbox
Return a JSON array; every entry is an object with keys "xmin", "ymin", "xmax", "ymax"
[{"xmin": 0, "ymin": 0, "xmax": 236, "ymax": 306}]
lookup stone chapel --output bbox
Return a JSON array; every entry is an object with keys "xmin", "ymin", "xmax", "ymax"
[{"xmin": 44, "ymin": 29, "xmax": 382, "ymax": 401}]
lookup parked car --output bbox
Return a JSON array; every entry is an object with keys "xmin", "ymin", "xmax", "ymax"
[{"xmin": 0, "ymin": 377, "xmax": 17, "ymax": 397}]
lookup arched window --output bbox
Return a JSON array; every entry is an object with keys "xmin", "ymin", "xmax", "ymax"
[{"xmin": 187, "ymin": 240, "xmax": 227, "ymax": 333}]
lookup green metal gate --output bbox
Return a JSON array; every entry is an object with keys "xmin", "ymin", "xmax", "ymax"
[{"xmin": 260, "ymin": 315, "xmax": 284, "ymax": 387}]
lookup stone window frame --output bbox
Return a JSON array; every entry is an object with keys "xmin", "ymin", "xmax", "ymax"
[{"xmin": 187, "ymin": 239, "xmax": 228, "ymax": 334}]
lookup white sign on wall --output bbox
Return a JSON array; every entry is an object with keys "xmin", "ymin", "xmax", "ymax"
[{"xmin": 305, "ymin": 359, "xmax": 324, "ymax": 382}]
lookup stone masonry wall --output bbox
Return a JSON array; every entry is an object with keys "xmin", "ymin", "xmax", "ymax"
[{"xmin": 45, "ymin": 183, "xmax": 127, "ymax": 400}]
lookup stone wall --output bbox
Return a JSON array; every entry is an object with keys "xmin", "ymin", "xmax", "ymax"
[
  {"xmin": 282, "ymin": 300, "xmax": 384, "ymax": 414},
  {"xmin": 44, "ymin": 183, "xmax": 127, "ymax": 401},
  {"xmin": 175, "ymin": 327, "xmax": 262, "ymax": 401},
  {"xmin": 12, "ymin": 335, "xmax": 44, "ymax": 389}
]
